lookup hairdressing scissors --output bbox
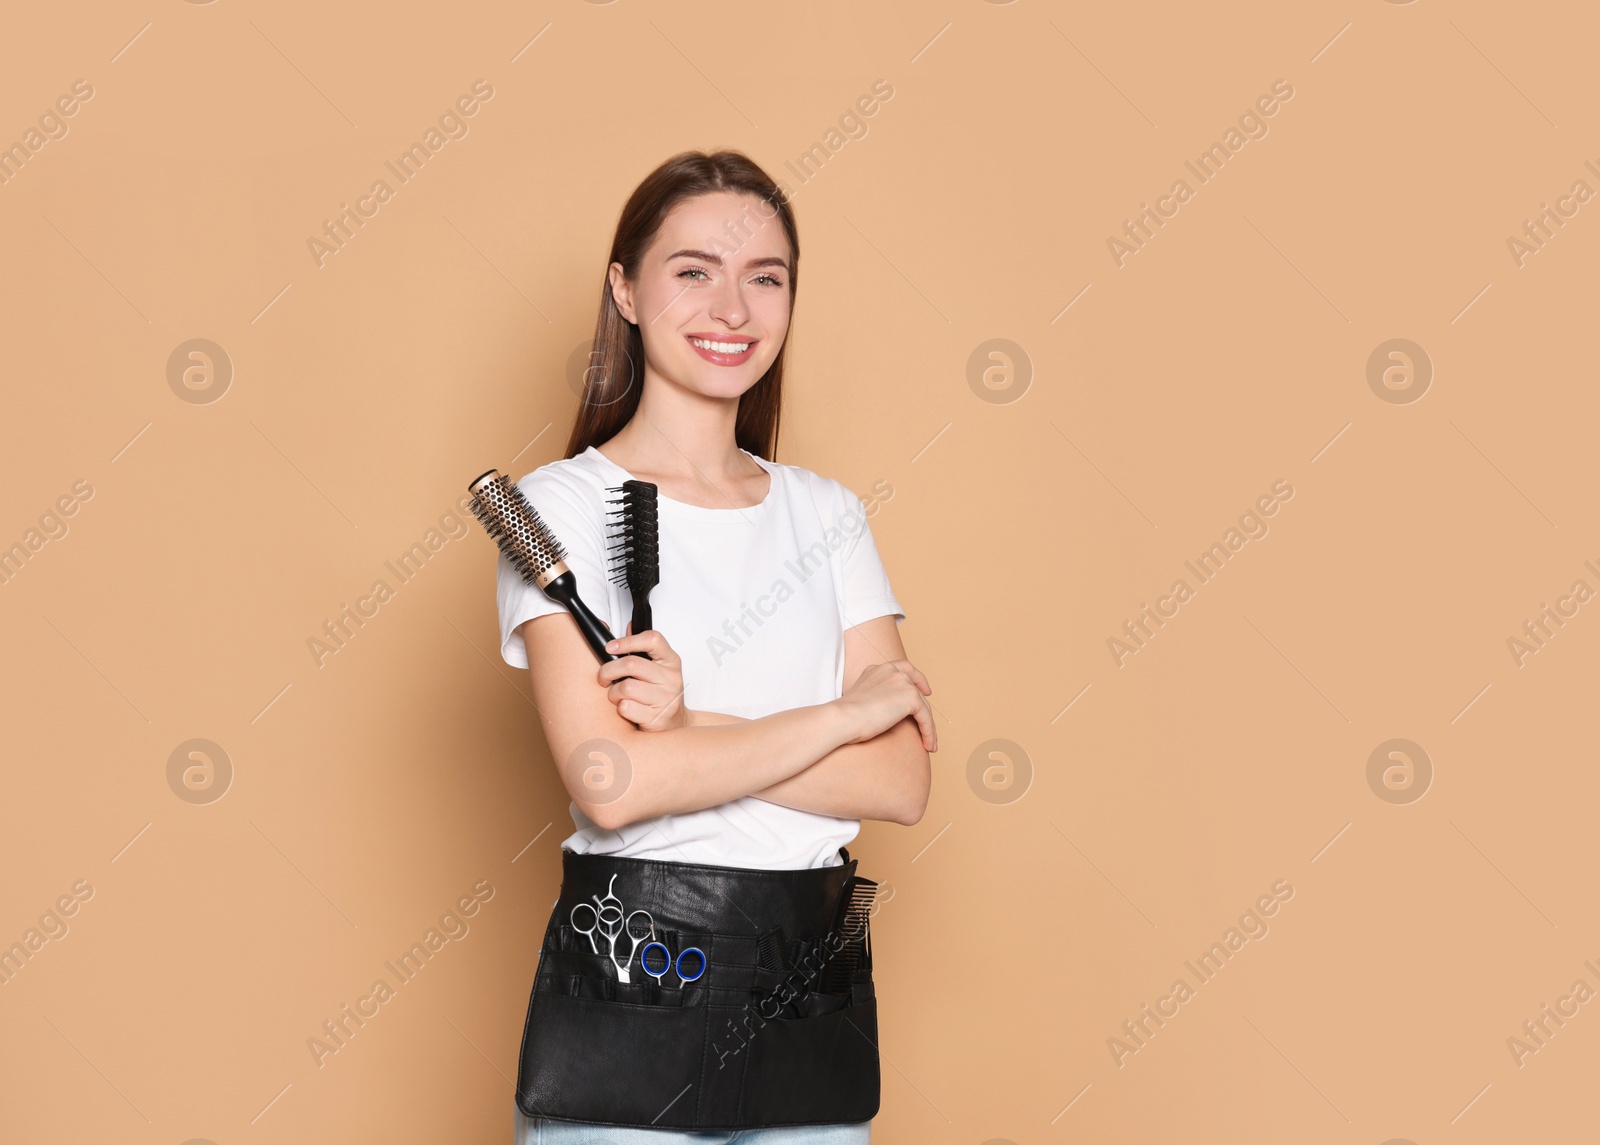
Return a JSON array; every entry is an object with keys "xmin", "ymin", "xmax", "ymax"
[
  {"xmin": 569, "ymin": 874, "xmax": 653, "ymax": 983},
  {"xmin": 640, "ymin": 941, "xmax": 707, "ymax": 988}
]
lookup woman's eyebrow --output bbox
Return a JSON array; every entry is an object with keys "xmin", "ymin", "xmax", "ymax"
[{"xmin": 666, "ymin": 248, "xmax": 790, "ymax": 272}]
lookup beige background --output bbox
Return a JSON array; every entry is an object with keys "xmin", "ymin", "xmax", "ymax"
[{"xmin": 2, "ymin": 1, "xmax": 1596, "ymax": 1141}]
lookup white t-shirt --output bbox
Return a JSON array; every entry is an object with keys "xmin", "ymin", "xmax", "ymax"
[{"xmin": 495, "ymin": 445, "xmax": 905, "ymax": 870}]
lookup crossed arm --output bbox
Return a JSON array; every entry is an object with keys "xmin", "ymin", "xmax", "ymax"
[{"xmin": 519, "ymin": 611, "xmax": 934, "ymax": 829}]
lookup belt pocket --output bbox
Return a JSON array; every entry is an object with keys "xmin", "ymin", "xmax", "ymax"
[
  {"xmin": 517, "ymin": 989, "xmax": 715, "ymax": 1128},
  {"xmin": 737, "ymin": 995, "xmax": 881, "ymax": 1124}
]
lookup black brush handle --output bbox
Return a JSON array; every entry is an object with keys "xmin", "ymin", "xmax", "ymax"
[
  {"xmin": 629, "ymin": 590, "xmax": 653, "ymax": 647},
  {"xmin": 540, "ymin": 571, "xmax": 619, "ymax": 664}
]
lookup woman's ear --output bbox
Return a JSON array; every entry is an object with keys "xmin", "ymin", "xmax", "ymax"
[{"xmin": 608, "ymin": 262, "xmax": 638, "ymax": 324}]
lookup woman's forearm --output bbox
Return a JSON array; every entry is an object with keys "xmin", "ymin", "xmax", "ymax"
[
  {"xmin": 688, "ymin": 709, "xmax": 930, "ymax": 825},
  {"xmin": 581, "ymin": 702, "xmax": 854, "ymax": 830}
]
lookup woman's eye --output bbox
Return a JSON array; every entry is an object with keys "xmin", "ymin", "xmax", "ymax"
[
  {"xmin": 754, "ymin": 274, "xmax": 785, "ymax": 287},
  {"xmin": 677, "ymin": 267, "xmax": 709, "ymax": 281}
]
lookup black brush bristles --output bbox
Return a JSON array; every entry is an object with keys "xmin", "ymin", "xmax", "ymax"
[{"xmin": 605, "ymin": 480, "xmax": 660, "ymax": 639}]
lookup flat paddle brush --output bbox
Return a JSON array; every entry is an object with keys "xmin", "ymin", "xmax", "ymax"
[
  {"xmin": 605, "ymin": 479, "xmax": 659, "ymax": 656},
  {"xmin": 467, "ymin": 469, "xmax": 620, "ymax": 665}
]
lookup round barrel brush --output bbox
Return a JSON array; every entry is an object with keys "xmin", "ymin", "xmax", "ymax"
[
  {"xmin": 467, "ymin": 469, "xmax": 620, "ymax": 664},
  {"xmin": 605, "ymin": 479, "xmax": 659, "ymax": 657}
]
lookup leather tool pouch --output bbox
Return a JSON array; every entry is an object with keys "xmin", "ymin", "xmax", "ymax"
[{"xmin": 515, "ymin": 848, "xmax": 880, "ymax": 1130}]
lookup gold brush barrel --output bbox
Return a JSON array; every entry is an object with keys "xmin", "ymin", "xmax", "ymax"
[{"xmin": 467, "ymin": 469, "xmax": 569, "ymax": 589}]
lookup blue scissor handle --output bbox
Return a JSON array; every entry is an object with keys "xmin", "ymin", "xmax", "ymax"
[
  {"xmin": 640, "ymin": 941, "xmax": 671, "ymax": 979},
  {"xmin": 675, "ymin": 945, "xmax": 707, "ymax": 983},
  {"xmin": 640, "ymin": 941, "xmax": 707, "ymax": 985}
]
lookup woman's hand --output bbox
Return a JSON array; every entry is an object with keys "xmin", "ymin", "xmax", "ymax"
[
  {"xmin": 833, "ymin": 659, "xmax": 937, "ymax": 752},
  {"xmin": 598, "ymin": 628, "xmax": 689, "ymax": 731}
]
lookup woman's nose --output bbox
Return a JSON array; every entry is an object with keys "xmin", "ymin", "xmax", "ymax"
[{"xmin": 707, "ymin": 279, "xmax": 748, "ymax": 327}]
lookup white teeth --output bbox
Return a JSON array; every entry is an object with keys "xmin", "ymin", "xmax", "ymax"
[{"xmin": 690, "ymin": 337, "xmax": 750, "ymax": 354}]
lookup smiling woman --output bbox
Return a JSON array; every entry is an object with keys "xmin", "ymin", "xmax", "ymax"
[
  {"xmin": 584, "ymin": 180, "xmax": 798, "ymax": 456},
  {"xmin": 634, "ymin": 224, "xmax": 789, "ymax": 371},
  {"xmin": 496, "ymin": 152, "xmax": 934, "ymax": 1143}
]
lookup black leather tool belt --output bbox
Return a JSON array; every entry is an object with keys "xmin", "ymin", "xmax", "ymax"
[{"xmin": 515, "ymin": 847, "xmax": 880, "ymax": 1130}]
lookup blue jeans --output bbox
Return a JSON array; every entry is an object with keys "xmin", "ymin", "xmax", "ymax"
[{"xmin": 515, "ymin": 1106, "xmax": 871, "ymax": 1143}]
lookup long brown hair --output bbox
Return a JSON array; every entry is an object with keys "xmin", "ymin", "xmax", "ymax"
[{"xmin": 563, "ymin": 150, "xmax": 800, "ymax": 462}]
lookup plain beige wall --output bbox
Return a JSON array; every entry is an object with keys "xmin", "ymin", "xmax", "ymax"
[{"xmin": 3, "ymin": 1, "xmax": 1598, "ymax": 1141}]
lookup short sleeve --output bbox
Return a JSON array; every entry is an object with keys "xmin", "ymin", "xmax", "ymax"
[
  {"xmin": 495, "ymin": 465, "xmax": 615, "ymax": 669},
  {"xmin": 832, "ymin": 484, "xmax": 904, "ymax": 630}
]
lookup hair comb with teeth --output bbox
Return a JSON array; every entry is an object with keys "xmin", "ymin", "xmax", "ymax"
[
  {"xmin": 605, "ymin": 479, "xmax": 659, "ymax": 655},
  {"xmin": 467, "ymin": 468, "xmax": 620, "ymax": 664}
]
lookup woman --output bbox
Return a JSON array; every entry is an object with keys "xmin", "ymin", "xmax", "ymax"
[{"xmin": 495, "ymin": 150, "xmax": 936, "ymax": 1143}]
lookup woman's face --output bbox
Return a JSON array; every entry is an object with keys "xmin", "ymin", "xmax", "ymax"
[{"xmin": 610, "ymin": 190, "xmax": 793, "ymax": 401}]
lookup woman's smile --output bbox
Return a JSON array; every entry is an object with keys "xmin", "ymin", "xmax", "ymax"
[{"xmin": 684, "ymin": 332, "xmax": 759, "ymax": 366}]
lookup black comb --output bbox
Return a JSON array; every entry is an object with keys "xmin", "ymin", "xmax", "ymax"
[
  {"xmin": 467, "ymin": 468, "xmax": 620, "ymax": 665},
  {"xmin": 756, "ymin": 926, "xmax": 789, "ymax": 973},
  {"xmin": 605, "ymin": 480, "xmax": 659, "ymax": 649},
  {"xmin": 818, "ymin": 878, "xmax": 877, "ymax": 995}
]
